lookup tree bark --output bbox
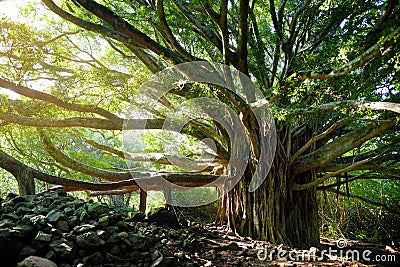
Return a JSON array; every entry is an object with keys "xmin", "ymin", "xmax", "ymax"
[
  {"xmin": 224, "ymin": 126, "xmax": 320, "ymax": 247},
  {"xmin": 0, "ymin": 151, "xmax": 36, "ymax": 195},
  {"xmin": 14, "ymin": 169, "xmax": 36, "ymax": 195}
]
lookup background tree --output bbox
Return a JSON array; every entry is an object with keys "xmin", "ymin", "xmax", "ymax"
[{"xmin": 0, "ymin": 0, "xmax": 399, "ymax": 247}]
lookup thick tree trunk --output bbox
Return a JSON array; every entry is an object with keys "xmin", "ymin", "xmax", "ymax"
[
  {"xmin": 225, "ymin": 127, "xmax": 320, "ymax": 247},
  {"xmin": 286, "ymin": 171, "xmax": 320, "ymax": 247}
]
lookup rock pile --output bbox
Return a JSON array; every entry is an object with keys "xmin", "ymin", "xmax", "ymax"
[{"xmin": 0, "ymin": 189, "xmax": 184, "ymax": 266}]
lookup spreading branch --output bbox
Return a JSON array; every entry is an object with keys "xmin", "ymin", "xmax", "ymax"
[
  {"xmin": 289, "ymin": 116, "xmax": 356, "ymax": 165},
  {"xmin": 323, "ymin": 188, "xmax": 400, "ymax": 216},
  {"xmin": 156, "ymin": 0, "xmax": 196, "ymax": 61},
  {"xmin": 293, "ymin": 158, "xmax": 372, "ymax": 190},
  {"xmin": 41, "ymin": 0, "xmax": 162, "ymax": 72},
  {"xmin": 293, "ymin": 120, "xmax": 397, "ymax": 175},
  {"xmin": 0, "ymin": 78, "xmax": 121, "ymax": 124},
  {"xmin": 297, "ymin": 28, "xmax": 400, "ymax": 80},
  {"xmin": 318, "ymin": 173, "xmax": 400, "ymax": 190},
  {"xmin": 75, "ymin": 130, "xmax": 226, "ymax": 172},
  {"xmin": 0, "ymin": 149, "xmax": 222, "ymax": 192},
  {"xmin": 72, "ymin": 0, "xmax": 185, "ymax": 63},
  {"xmin": 0, "ymin": 112, "xmax": 164, "ymax": 131}
]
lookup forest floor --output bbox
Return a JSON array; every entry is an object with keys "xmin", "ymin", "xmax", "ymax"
[{"xmin": 180, "ymin": 223, "xmax": 400, "ymax": 267}]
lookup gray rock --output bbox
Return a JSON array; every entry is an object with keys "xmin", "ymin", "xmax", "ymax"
[
  {"xmin": 49, "ymin": 200, "xmax": 66, "ymax": 211},
  {"xmin": 2, "ymin": 212, "xmax": 20, "ymax": 221},
  {"xmin": 98, "ymin": 215, "xmax": 109, "ymax": 226},
  {"xmin": 0, "ymin": 219, "xmax": 13, "ymax": 228},
  {"xmin": 103, "ymin": 225, "xmax": 118, "ymax": 233},
  {"xmin": 61, "ymin": 232, "xmax": 76, "ymax": 241},
  {"xmin": 16, "ymin": 206, "xmax": 33, "ymax": 215},
  {"xmin": 96, "ymin": 229, "xmax": 110, "ymax": 240},
  {"xmin": 116, "ymin": 220, "xmax": 129, "ymax": 230},
  {"xmin": 209, "ymin": 249, "xmax": 217, "ymax": 259},
  {"xmin": 128, "ymin": 250, "xmax": 141, "ymax": 262},
  {"xmin": 87, "ymin": 202, "xmax": 108, "ymax": 217},
  {"xmin": 63, "ymin": 207, "xmax": 74, "ymax": 215},
  {"xmin": 32, "ymin": 231, "xmax": 51, "ymax": 250},
  {"xmin": 22, "ymin": 195, "xmax": 37, "ymax": 202},
  {"xmin": 12, "ymin": 224, "xmax": 35, "ymax": 239},
  {"xmin": 174, "ymin": 251, "xmax": 185, "ymax": 260},
  {"xmin": 150, "ymin": 255, "xmax": 178, "ymax": 267},
  {"xmin": 151, "ymin": 249, "xmax": 161, "ymax": 260},
  {"xmin": 33, "ymin": 205, "xmax": 47, "ymax": 215},
  {"xmin": 30, "ymin": 215, "xmax": 47, "ymax": 227},
  {"xmin": 182, "ymin": 238, "xmax": 196, "ymax": 250},
  {"xmin": 110, "ymin": 245, "xmax": 121, "ymax": 256},
  {"xmin": 107, "ymin": 233, "xmax": 121, "ymax": 244},
  {"xmin": 50, "ymin": 228, "xmax": 62, "ymax": 236},
  {"xmin": 68, "ymin": 215, "xmax": 78, "ymax": 227},
  {"xmin": 164, "ymin": 257, "xmax": 178, "ymax": 267},
  {"xmin": 131, "ymin": 211, "xmax": 146, "ymax": 222},
  {"xmin": 46, "ymin": 210, "xmax": 63, "ymax": 223},
  {"xmin": 44, "ymin": 250, "xmax": 56, "ymax": 261},
  {"xmin": 79, "ymin": 210, "xmax": 90, "ymax": 223},
  {"xmin": 49, "ymin": 238, "xmax": 74, "ymax": 258},
  {"xmin": 75, "ymin": 207, "xmax": 90, "ymax": 223},
  {"xmin": 73, "ymin": 199, "xmax": 84, "ymax": 208},
  {"xmin": 147, "ymin": 208, "xmax": 179, "ymax": 229},
  {"xmin": 129, "ymin": 233, "xmax": 151, "ymax": 250},
  {"xmin": 73, "ymin": 224, "xmax": 95, "ymax": 233},
  {"xmin": 118, "ymin": 231, "xmax": 129, "ymax": 239},
  {"xmin": 84, "ymin": 251, "xmax": 105, "ymax": 265},
  {"xmin": 9, "ymin": 196, "xmax": 25, "ymax": 205},
  {"xmin": 56, "ymin": 220, "xmax": 69, "ymax": 232},
  {"xmin": 76, "ymin": 231, "xmax": 106, "ymax": 247},
  {"xmin": 17, "ymin": 256, "xmax": 57, "ymax": 267}
]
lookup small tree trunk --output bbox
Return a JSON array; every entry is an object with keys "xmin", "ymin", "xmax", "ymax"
[
  {"xmin": 15, "ymin": 169, "xmax": 35, "ymax": 195},
  {"xmin": 139, "ymin": 189, "xmax": 148, "ymax": 212}
]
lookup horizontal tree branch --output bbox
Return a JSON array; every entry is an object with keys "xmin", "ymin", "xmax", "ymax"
[
  {"xmin": 292, "ymin": 120, "xmax": 397, "ymax": 175},
  {"xmin": 293, "ymin": 158, "xmax": 372, "ymax": 190},
  {"xmin": 289, "ymin": 116, "xmax": 356, "ymax": 165},
  {"xmin": 0, "ymin": 149, "xmax": 223, "ymax": 192},
  {"xmin": 39, "ymin": 130, "xmax": 133, "ymax": 181},
  {"xmin": 88, "ymin": 189, "xmax": 130, "ymax": 196},
  {"xmin": 0, "ymin": 78, "xmax": 121, "ymax": 123},
  {"xmin": 317, "ymin": 173, "xmax": 400, "ymax": 190},
  {"xmin": 75, "ymin": 131, "xmax": 226, "ymax": 172},
  {"xmin": 0, "ymin": 112, "xmax": 166, "ymax": 130},
  {"xmin": 322, "ymin": 188, "xmax": 400, "ymax": 216},
  {"xmin": 293, "ymin": 100, "xmax": 400, "ymax": 115},
  {"xmin": 319, "ymin": 162, "xmax": 400, "ymax": 176},
  {"xmin": 38, "ymin": 130, "xmax": 228, "ymax": 186}
]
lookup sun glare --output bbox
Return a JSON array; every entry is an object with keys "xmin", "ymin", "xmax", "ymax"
[{"xmin": 0, "ymin": 0, "xmax": 20, "ymax": 19}]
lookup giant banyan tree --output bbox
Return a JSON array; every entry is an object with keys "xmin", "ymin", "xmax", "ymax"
[{"xmin": 0, "ymin": 0, "xmax": 399, "ymax": 247}]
